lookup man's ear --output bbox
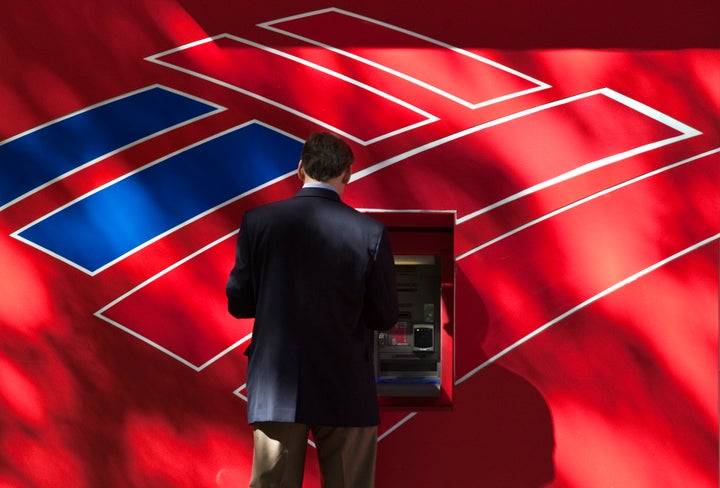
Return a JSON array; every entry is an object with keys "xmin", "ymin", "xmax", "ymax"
[
  {"xmin": 297, "ymin": 160, "xmax": 305, "ymax": 182},
  {"xmin": 341, "ymin": 167, "xmax": 352, "ymax": 184}
]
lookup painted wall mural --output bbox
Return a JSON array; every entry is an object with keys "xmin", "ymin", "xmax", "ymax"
[{"xmin": 1, "ymin": 1, "xmax": 718, "ymax": 487}]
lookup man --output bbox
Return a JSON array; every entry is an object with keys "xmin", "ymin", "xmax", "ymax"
[{"xmin": 226, "ymin": 131, "xmax": 399, "ymax": 487}]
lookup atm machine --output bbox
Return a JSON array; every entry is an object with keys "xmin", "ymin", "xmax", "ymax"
[
  {"xmin": 363, "ymin": 210, "xmax": 455, "ymax": 409},
  {"xmin": 376, "ymin": 254, "xmax": 442, "ymax": 397}
]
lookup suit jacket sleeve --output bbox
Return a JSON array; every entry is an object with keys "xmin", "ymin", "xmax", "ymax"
[
  {"xmin": 364, "ymin": 225, "xmax": 399, "ymax": 331},
  {"xmin": 226, "ymin": 213, "xmax": 256, "ymax": 318}
]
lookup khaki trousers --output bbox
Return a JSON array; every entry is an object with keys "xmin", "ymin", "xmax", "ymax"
[{"xmin": 249, "ymin": 422, "xmax": 377, "ymax": 488}]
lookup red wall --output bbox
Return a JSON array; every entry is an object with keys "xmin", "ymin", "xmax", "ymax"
[{"xmin": 1, "ymin": 1, "xmax": 718, "ymax": 487}]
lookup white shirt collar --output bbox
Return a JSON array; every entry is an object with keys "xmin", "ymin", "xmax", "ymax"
[{"xmin": 303, "ymin": 182, "xmax": 339, "ymax": 195}]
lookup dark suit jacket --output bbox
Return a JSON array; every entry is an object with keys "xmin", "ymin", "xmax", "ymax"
[{"xmin": 226, "ymin": 187, "xmax": 398, "ymax": 426}]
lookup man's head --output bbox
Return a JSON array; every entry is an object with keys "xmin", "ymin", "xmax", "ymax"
[{"xmin": 299, "ymin": 132, "xmax": 354, "ymax": 183}]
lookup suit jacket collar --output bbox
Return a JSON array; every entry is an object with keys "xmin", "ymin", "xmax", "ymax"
[{"xmin": 295, "ymin": 186, "xmax": 341, "ymax": 202}]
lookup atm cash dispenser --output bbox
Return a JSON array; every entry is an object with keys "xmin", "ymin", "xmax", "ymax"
[{"xmin": 364, "ymin": 210, "xmax": 455, "ymax": 408}]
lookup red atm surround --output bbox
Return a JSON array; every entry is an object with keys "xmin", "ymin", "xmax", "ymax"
[{"xmin": 363, "ymin": 210, "xmax": 455, "ymax": 409}]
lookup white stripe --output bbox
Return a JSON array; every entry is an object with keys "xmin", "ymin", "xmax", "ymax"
[
  {"xmin": 457, "ymin": 148, "xmax": 720, "ymax": 261},
  {"xmin": 455, "ymin": 233, "xmax": 720, "ymax": 386}
]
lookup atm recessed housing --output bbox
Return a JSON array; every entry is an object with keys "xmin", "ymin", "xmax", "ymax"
[{"xmin": 364, "ymin": 210, "xmax": 455, "ymax": 409}]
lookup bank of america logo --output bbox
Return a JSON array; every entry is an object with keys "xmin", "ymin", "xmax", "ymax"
[{"xmin": 1, "ymin": 8, "xmax": 707, "ymax": 432}]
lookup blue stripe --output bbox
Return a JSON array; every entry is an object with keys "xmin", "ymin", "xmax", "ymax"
[
  {"xmin": 0, "ymin": 86, "xmax": 219, "ymax": 207},
  {"xmin": 18, "ymin": 123, "xmax": 301, "ymax": 273}
]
